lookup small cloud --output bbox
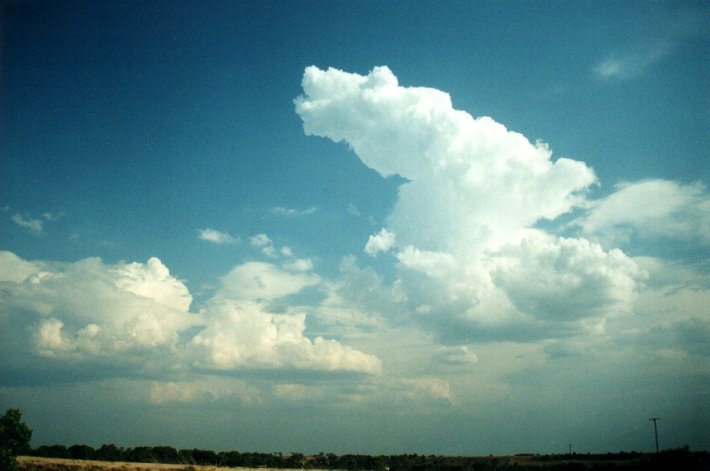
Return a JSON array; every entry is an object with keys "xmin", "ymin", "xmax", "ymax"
[
  {"xmin": 270, "ymin": 206, "xmax": 316, "ymax": 217},
  {"xmin": 218, "ymin": 261, "xmax": 320, "ymax": 301},
  {"xmin": 42, "ymin": 212, "xmax": 62, "ymax": 221},
  {"xmin": 593, "ymin": 46, "xmax": 669, "ymax": 80},
  {"xmin": 347, "ymin": 203, "xmax": 361, "ymax": 217},
  {"xmin": 199, "ymin": 228, "xmax": 238, "ymax": 245},
  {"xmin": 433, "ymin": 345, "xmax": 479, "ymax": 366},
  {"xmin": 593, "ymin": 6, "xmax": 708, "ymax": 81},
  {"xmin": 364, "ymin": 228, "xmax": 396, "ymax": 256},
  {"xmin": 399, "ymin": 377, "xmax": 455, "ymax": 404},
  {"xmin": 250, "ymin": 233, "xmax": 276, "ymax": 257},
  {"xmin": 12, "ymin": 214, "xmax": 43, "ymax": 234},
  {"xmin": 284, "ymin": 258, "xmax": 314, "ymax": 272},
  {"xmin": 250, "ymin": 233, "xmax": 272, "ymax": 248}
]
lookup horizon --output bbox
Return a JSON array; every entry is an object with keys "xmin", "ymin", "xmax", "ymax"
[{"xmin": 1, "ymin": 0, "xmax": 708, "ymax": 457}]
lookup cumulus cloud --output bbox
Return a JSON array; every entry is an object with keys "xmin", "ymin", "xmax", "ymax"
[
  {"xmin": 199, "ymin": 228, "xmax": 238, "ymax": 244},
  {"xmin": 296, "ymin": 66, "xmax": 596, "ymax": 256},
  {"xmin": 296, "ymin": 66, "xmax": 650, "ymax": 341},
  {"xmin": 218, "ymin": 261, "xmax": 320, "ymax": 301},
  {"xmin": 250, "ymin": 233, "xmax": 277, "ymax": 257},
  {"xmin": 433, "ymin": 345, "xmax": 479, "ymax": 366},
  {"xmin": 492, "ymin": 231, "xmax": 643, "ymax": 321},
  {"xmin": 284, "ymin": 258, "xmax": 314, "ymax": 272},
  {"xmin": 0, "ymin": 251, "xmax": 36, "ymax": 282},
  {"xmin": 399, "ymin": 377, "xmax": 455, "ymax": 404},
  {"xmin": 0, "ymin": 250, "xmax": 381, "ymax": 380},
  {"xmin": 0, "ymin": 255, "xmax": 196, "ymax": 364},
  {"xmin": 572, "ymin": 179, "xmax": 710, "ymax": 246},
  {"xmin": 191, "ymin": 299, "xmax": 381, "ymax": 374},
  {"xmin": 364, "ymin": 228, "xmax": 396, "ymax": 256}
]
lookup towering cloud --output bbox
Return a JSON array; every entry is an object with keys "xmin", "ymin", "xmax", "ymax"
[
  {"xmin": 296, "ymin": 66, "xmax": 642, "ymax": 336},
  {"xmin": 296, "ymin": 66, "xmax": 596, "ymax": 255}
]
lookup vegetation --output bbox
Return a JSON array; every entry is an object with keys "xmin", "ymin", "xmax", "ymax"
[
  {"xmin": 0, "ymin": 409, "xmax": 33, "ymax": 471},
  {"xmin": 23, "ymin": 445, "xmax": 710, "ymax": 470},
  {"xmin": 5, "ymin": 409, "xmax": 710, "ymax": 470}
]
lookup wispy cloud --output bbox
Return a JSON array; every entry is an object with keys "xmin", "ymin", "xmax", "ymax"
[
  {"xmin": 270, "ymin": 206, "xmax": 316, "ymax": 217},
  {"xmin": 593, "ymin": 6, "xmax": 708, "ymax": 80},
  {"xmin": 12, "ymin": 214, "xmax": 44, "ymax": 234},
  {"xmin": 198, "ymin": 228, "xmax": 238, "ymax": 245},
  {"xmin": 593, "ymin": 45, "xmax": 671, "ymax": 80}
]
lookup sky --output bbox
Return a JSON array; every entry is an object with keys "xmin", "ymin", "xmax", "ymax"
[{"xmin": 1, "ymin": 0, "xmax": 709, "ymax": 457}]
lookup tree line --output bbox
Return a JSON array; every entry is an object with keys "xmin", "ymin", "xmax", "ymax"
[{"xmin": 3, "ymin": 409, "xmax": 709, "ymax": 470}]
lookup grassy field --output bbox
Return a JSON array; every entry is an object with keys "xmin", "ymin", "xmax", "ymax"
[
  {"xmin": 16, "ymin": 450, "xmax": 710, "ymax": 470},
  {"xmin": 16, "ymin": 456, "xmax": 300, "ymax": 471}
]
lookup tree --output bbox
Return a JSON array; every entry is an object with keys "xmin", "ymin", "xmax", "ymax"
[{"xmin": 0, "ymin": 409, "xmax": 32, "ymax": 471}]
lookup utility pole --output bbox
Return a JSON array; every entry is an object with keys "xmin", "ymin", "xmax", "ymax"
[
  {"xmin": 568, "ymin": 444, "xmax": 572, "ymax": 455},
  {"xmin": 649, "ymin": 417, "xmax": 660, "ymax": 453}
]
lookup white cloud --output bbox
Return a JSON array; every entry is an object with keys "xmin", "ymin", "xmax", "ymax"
[
  {"xmin": 218, "ymin": 261, "xmax": 320, "ymax": 301},
  {"xmin": 149, "ymin": 381, "xmax": 214, "ymax": 404},
  {"xmin": 114, "ymin": 257, "xmax": 193, "ymax": 311},
  {"xmin": 492, "ymin": 231, "xmax": 644, "ymax": 321},
  {"xmin": 593, "ymin": 46, "xmax": 670, "ymax": 80},
  {"xmin": 572, "ymin": 179, "xmax": 710, "ymax": 246},
  {"xmin": 147, "ymin": 378, "xmax": 262, "ymax": 405},
  {"xmin": 296, "ymin": 66, "xmax": 657, "ymax": 343},
  {"xmin": 593, "ymin": 5, "xmax": 708, "ymax": 80},
  {"xmin": 284, "ymin": 258, "xmax": 314, "ymax": 272},
  {"xmin": 0, "ymin": 250, "xmax": 37, "ymax": 282},
  {"xmin": 12, "ymin": 214, "xmax": 43, "ymax": 234},
  {"xmin": 0, "ymin": 255, "xmax": 197, "ymax": 362},
  {"xmin": 347, "ymin": 203, "xmax": 361, "ymax": 217},
  {"xmin": 42, "ymin": 212, "xmax": 61, "ymax": 221},
  {"xmin": 399, "ymin": 377, "xmax": 455, "ymax": 404},
  {"xmin": 191, "ymin": 299, "xmax": 381, "ymax": 374},
  {"xmin": 250, "ymin": 233, "xmax": 272, "ymax": 247},
  {"xmin": 296, "ymin": 66, "xmax": 596, "ymax": 256},
  {"xmin": 433, "ymin": 345, "xmax": 479, "ymax": 366},
  {"xmin": 364, "ymin": 228, "xmax": 396, "ymax": 256},
  {"xmin": 250, "ymin": 233, "xmax": 276, "ymax": 257},
  {"xmin": 0, "ymin": 251, "xmax": 379, "ymax": 377},
  {"xmin": 271, "ymin": 206, "xmax": 316, "ymax": 217},
  {"xmin": 199, "ymin": 228, "xmax": 238, "ymax": 244}
]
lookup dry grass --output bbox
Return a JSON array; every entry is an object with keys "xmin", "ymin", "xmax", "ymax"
[{"xmin": 16, "ymin": 456, "xmax": 299, "ymax": 471}]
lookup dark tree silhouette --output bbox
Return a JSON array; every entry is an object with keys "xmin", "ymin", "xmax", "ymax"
[{"xmin": 0, "ymin": 409, "xmax": 33, "ymax": 471}]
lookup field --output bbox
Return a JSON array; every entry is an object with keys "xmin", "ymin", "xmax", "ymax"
[
  {"xmin": 16, "ymin": 456, "xmax": 299, "ymax": 471},
  {"xmin": 16, "ymin": 450, "xmax": 710, "ymax": 470}
]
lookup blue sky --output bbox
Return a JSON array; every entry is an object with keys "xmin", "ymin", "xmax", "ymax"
[{"xmin": 1, "ymin": 0, "xmax": 708, "ymax": 456}]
